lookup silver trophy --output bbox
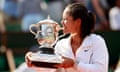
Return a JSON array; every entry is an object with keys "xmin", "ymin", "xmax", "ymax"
[{"xmin": 28, "ymin": 16, "xmax": 63, "ymax": 68}]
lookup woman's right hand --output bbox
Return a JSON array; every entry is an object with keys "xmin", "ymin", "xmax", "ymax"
[{"xmin": 25, "ymin": 52, "xmax": 33, "ymax": 67}]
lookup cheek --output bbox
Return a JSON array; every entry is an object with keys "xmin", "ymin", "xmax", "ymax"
[
  {"xmin": 63, "ymin": 20, "xmax": 67, "ymax": 25},
  {"xmin": 62, "ymin": 20, "xmax": 67, "ymax": 27}
]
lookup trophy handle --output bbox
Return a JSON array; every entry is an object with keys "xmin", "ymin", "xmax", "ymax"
[
  {"xmin": 29, "ymin": 24, "xmax": 40, "ymax": 36},
  {"xmin": 29, "ymin": 22, "xmax": 61, "ymax": 35}
]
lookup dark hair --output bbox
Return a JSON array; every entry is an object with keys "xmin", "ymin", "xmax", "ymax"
[{"xmin": 66, "ymin": 3, "xmax": 95, "ymax": 38}]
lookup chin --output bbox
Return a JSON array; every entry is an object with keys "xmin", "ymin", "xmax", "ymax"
[
  {"xmin": 62, "ymin": 29, "xmax": 65, "ymax": 32},
  {"xmin": 64, "ymin": 31, "xmax": 69, "ymax": 34},
  {"xmin": 63, "ymin": 28, "xmax": 70, "ymax": 34}
]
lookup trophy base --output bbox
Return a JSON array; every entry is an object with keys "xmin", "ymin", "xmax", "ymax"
[
  {"xmin": 31, "ymin": 61, "xmax": 60, "ymax": 68},
  {"xmin": 28, "ymin": 52, "xmax": 63, "ymax": 68}
]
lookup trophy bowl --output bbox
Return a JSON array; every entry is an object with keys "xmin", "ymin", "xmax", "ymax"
[{"xmin": 28, "ymin": 16, "xmax": 63, "ymax": 68}]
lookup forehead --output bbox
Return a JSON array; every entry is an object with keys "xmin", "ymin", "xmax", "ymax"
[
  {"xmin": 63, "ymin": 8, "xmax": 70, "ymax": 17},
  {"xmin": 64, "ymin": 7, "xmax": 70, "ymax": 12}
]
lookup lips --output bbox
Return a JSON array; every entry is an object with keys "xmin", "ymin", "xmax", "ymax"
[{"xmin": 63, "ymin": 27, "xmax": 67, "ymax": 33}]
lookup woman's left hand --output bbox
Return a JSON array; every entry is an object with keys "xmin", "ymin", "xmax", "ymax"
[{"xmin": 55, "ymin": 56, "xmax": 75, "ymax": 68}]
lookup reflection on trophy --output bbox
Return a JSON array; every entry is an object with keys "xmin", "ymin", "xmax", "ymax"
[{"xmin": 28, "ymin": 16, "xmax": 63, "ymax": 68}]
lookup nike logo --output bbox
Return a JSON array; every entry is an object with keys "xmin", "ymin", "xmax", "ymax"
[
  {"xmin": 83, "ymin": 45, "xmax": 92, "ymax": 52},
  {"xmin": 84, "ymin": 49, "xmax": 89, "ymax": 52}
]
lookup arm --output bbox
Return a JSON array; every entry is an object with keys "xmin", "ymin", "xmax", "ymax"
[
  {"xmin": 0, "ymin": 11, "xmax": 5, "ymax": 33},
  {"xmin": 91, "ymin": 0, "xmax": 106, "ymax": 21},
  {"xmin": 17, "ymin": 0, "xmax": 24, "ymax": 17},
  {"xmin": 91, "ymin": 0, "xmax": 108, "ymax": 28}
]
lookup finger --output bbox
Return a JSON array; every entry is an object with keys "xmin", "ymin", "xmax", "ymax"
[
  {"xmin": 54, "ymin": 64, "xmax": 59, "ymax": 68},
  {"xmin": 54, "ymin": 64, "xmax": 64, "ymax": 68},
  {"xmin": 25, "ymin": 52, "xmax": 32, "ymax": 58},
  {"xmin": 25, "ymin": 52, "xmax": 33, "ymax": 67},
  {"xmin": 26, "ymin": 57, "xmax": 32, "ymax": 67},
  {"xmin": 25, "ymin": 52, "xmax": 33, "ymax": 61},
  {"xmin": 61, "ymin": 56, "xmax": 66, "ymax": 59}
]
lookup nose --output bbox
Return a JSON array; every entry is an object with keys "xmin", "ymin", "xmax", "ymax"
[
  {"xmin": 61, "ymin": 20, "xmax": 63, "ymax": 25},
  {"xmin": 61, "ymin": 20, "xmax": 65, "ymax": 26}
]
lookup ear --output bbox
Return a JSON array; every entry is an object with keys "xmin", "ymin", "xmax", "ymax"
[{"xmin": 75, "ymin": 18, "xmax": 81, "ymax": 26}]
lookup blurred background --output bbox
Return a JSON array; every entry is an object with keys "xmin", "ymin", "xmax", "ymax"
[{"xmin": 0, "ymin": 0, "xmax": 120, "ymax": 72}]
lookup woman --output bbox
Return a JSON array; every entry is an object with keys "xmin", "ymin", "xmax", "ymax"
[
  {"xmin": 109, "ymin": 0, "xmax": 120, "ymax": 30},
  {"xmin": 54, "ymin": 3, "xmax": 109, "ymax": 72},
  {"xmin": 26, "ymin": 3, "xmax": 109, "ymax": 72}
]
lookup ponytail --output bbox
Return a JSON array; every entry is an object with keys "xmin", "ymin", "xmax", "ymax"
[
  {"xmin": 81, "ymin": 11, "xmax": 95, "ymax": 38},
  {"xmin": 87, "ymin": 11, "xmax": 96, "ymax": 32}
]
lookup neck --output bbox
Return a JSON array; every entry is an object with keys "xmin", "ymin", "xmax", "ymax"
[
  {"xmin": 70, "ymin": 33, "xmax": 83, "ymax": 55},
  {"xmin": 71, "ymin": 33, "xmax": 83, "ymax": 45}
]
